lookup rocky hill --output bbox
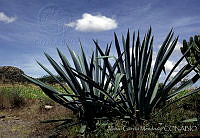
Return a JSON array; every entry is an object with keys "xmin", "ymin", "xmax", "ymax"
[{"xmin": 0, "ymin": 66, "xmax": 27, "ymax": 84}]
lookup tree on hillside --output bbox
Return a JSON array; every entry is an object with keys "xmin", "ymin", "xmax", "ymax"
[{"xmin": 37, "ymin": 75, "xmax": 64, "ymax": 84}]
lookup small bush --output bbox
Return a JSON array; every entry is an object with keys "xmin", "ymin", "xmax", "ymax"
[
  {"xmin": 38, "ymin": 75, "xmax": 64, "ymax": 84},
  {"xmin": 0, "ymin": 89, "xmax": 25, "ymax": 109}
]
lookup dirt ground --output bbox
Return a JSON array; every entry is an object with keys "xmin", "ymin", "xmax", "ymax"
[
  {"xmin": 0, "ymin": 99, "xmax": 74, "ymax": 137},
  {"xmin": 0, "ymin": 92, "xmax": 200, "ymax": 137}
]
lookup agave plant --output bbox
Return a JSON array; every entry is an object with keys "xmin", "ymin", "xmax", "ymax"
[
  {"xmin": 106, "ymin": 28, "xmax": 200, "ymax": 123},
  {"xmin": 23, "ymin": 28, "xmax": 200, "ymax": 132},
  {"xmin": 181, "ymin": 35, "xmax": 200, "ymax": 74},
  {"xmin": 23, "ymin": 43, "xmax": 127, "ymax": 131}
]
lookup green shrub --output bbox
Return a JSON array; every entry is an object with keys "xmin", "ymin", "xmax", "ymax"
[
  {"xmin": 0, "ymin": 89, "xmax": 25, "ymax": 109},
  {"xmin": 38, "ymin": 75, "xmax": 64, "ymax": 84}
]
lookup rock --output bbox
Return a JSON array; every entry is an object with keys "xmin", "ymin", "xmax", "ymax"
[
  {"xmin": 0, "ymin": 66, "xmax": 27, "ymax": 84},
  {"xmin": 44, "ymin": 105, "xmax": 53, "ymax": 110}
]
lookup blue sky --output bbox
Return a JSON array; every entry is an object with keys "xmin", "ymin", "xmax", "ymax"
[{"xmin": 0, "ymin": 0, "xmax": 200, "ymax": 87}]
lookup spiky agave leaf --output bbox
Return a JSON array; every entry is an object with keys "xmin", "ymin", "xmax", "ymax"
[
  {"xmin": 22, "ymin": 74, "xmax": 80, "ymax": 112},
  {"xmin": 24, "ymin": 43, "xmax": 128, "ymax": 131},
  {"xmin": 23, "ymin": 28, "xmax": 200, "ymax": 131},
  {"xmin": 113, "ymin": 28, "xmax": 200, "ymax": 120}
]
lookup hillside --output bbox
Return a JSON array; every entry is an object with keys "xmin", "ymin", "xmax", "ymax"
[{"xmin": 0, "ymin": 66, "xmax": 26, "ymax": 84}]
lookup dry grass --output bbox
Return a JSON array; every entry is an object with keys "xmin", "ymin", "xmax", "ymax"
[
  {"xmin": 0, "ymin": 99, "xmax": 74, "ymax": 137},
  {"xmin": 0, "ymin": 89, "xmax": 25, "ymax": 109},
  {"xmin": 0, "ymin": 83, "xmax": 76, "ymax": 137},
  {"xmin": 0, "ymin": 84, "xmax": 199, "ymax": 137}
]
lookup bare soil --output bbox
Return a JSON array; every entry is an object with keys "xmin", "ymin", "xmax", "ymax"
[{"xmin": 0, "ymin": 99, "xmax": 74, "ymax": 137}]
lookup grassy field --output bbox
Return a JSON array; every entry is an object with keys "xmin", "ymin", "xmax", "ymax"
[
  {"xmin": 0, "ymin": 83, "xmax": 71, "ymax": 99},
  {"xmin": 0, "ymin": 84, "xmax": 47, "ymax": 99},
  {"xmin": 0, "ymin": 84, "xmax": 200, "ymax": 137},
  {"xmin": 0, "ymin": 84, "xmax": 48, "ymax": 109},
  {"xmin": 0, "ymin": 83, "xmax": 73, "ymax": 108},
  {"xmin": 0, "ymin": 83, "xmax": 75, "ymax": 137}
]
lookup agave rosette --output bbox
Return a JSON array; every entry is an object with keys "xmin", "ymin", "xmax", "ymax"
[{"xmin": 23, "ymin": 28, "xmax": 200, "ymax": 131}]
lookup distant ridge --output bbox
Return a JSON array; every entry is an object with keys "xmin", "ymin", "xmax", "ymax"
[{"xmin": 0, "ymin": 66, "xmax": 27, "ymax": 84}]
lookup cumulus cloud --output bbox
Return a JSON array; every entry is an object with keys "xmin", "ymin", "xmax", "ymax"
[
  {"xmin": 174, "ymin": 41, "xmax": 183, "ymax": 51},
  {"xmin": 164, "ymin": 60, "xmax": 174, "ymax": 71},
  {"xmin": 65, "ymin": 13, "xmax": 117, "ymax": 32},
  {"xmin": 0, "ymin": 12, "xmax": 16, "ymax": 23},
  {"xmin": 152, "ymin": 59, "xmax": 177, "ymax": 72}
]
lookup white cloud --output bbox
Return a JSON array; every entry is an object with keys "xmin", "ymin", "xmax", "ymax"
[
  {"xmin": 151, "ymin": 59, "xmax": 177, "ymax": 72},
  {"xmin": 0, "ymin": 12, "xmax": 16, "ymax": 23},
  {"xmin": 65, "ymin": 13, "xmax": 117, "ymax": 32},
  {"xmin": 174, "ymin": 41, "xmax": 183, "ymax": 51},
  {"xmin": 152, "ymin": 59, "xmax": 155, "ymax": 67},
  {"xmin": 171, "ymin": 71, "xmax": 178, "ymax": 78},
  {"xmin": 165, "ymin": 60, "xmax": 174, "ymax": 71}
]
